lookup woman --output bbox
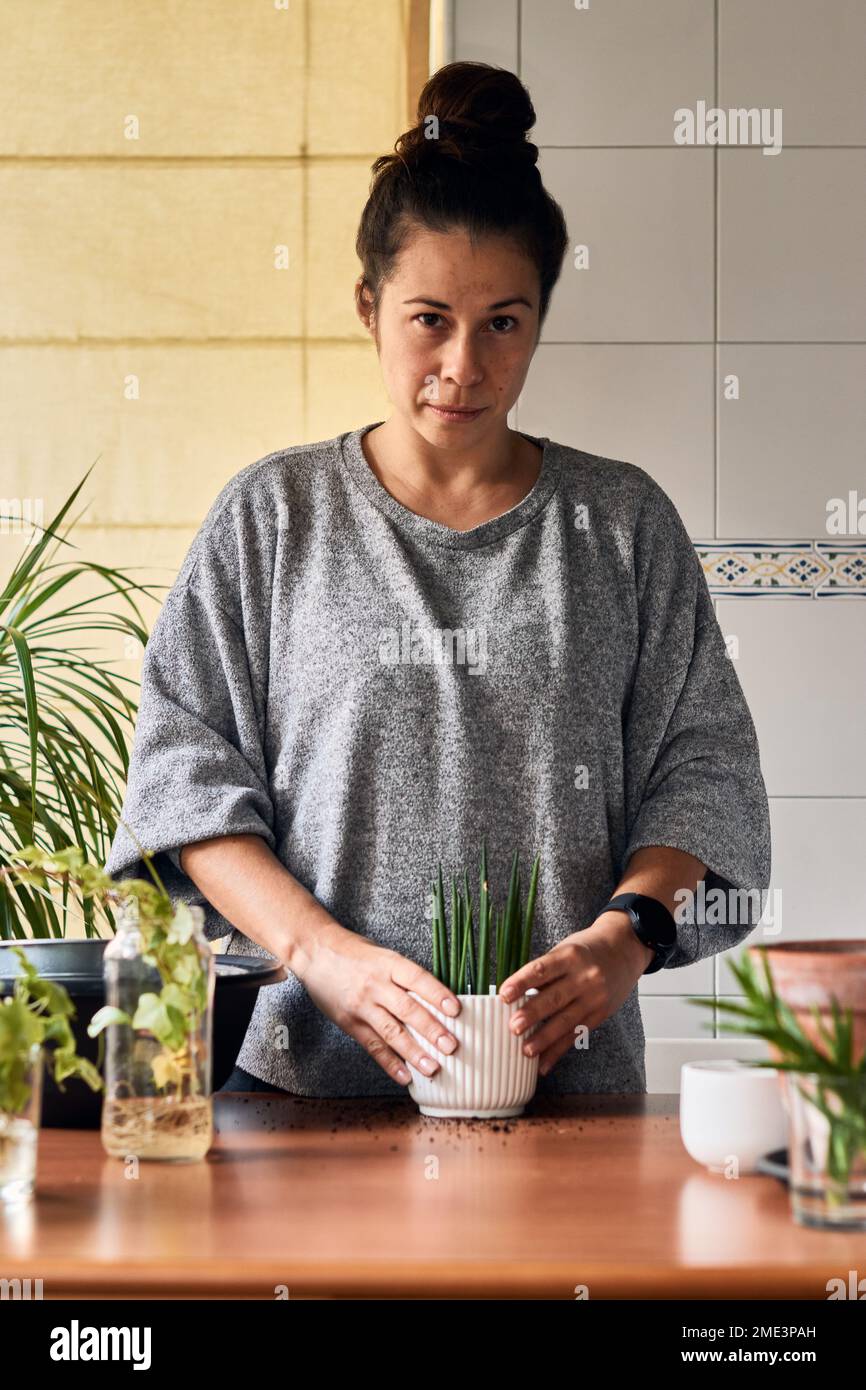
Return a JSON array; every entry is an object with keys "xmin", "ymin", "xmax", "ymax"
[{"xmin": 106, "ymin": 62, "xmax": 771, "ymax": 1097}]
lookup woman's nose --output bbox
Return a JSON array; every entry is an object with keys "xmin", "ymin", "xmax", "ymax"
[{"xmin": 439, "ymin": 340, "xmax": 484, "ymax": 386}]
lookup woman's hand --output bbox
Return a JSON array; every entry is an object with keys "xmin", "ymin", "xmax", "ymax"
[
  {"xmin": 498, "ymin": 911, "xmax": 654, "ymax": 1077},
  {"xmin": 292, "ymin": 919, "xmax": 462, "ymax": 1086}
]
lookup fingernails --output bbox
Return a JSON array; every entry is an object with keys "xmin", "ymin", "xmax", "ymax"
[
  {"xmin": 437, "ymin": 1034, "xmax": 456, "ymax": 1053},
  {"xmin": 419, "ymin": 1055, "xmax": 437, "ymax": 1074},
  {"xmin": 501, "ymin": 987, "xmax": 514, "ymax": 1002},
  {"xmin": 396, "ymin": 1067, "xmax": 410, "ymax": 1082},
  {"xmin": 441, "ymin": 997, "xmax": 459, "ymax": 1015}
]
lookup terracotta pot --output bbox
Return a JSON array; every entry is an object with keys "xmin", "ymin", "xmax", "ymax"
[{"xmin": 747, "ymin": 940, "xmax": 866, "ymax": 1067}]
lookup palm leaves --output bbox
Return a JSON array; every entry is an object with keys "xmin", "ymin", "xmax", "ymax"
[
  {"xmin": 687, "ymin": 946, "xmax": 866, "ymax": 1078},
  {"xmin": 0, "ymin": 466, "xmax": 165, "ymax": 938},
  {"xmin": 688, "ymin": 947, "xmax": 866, "ymax": 1200}
]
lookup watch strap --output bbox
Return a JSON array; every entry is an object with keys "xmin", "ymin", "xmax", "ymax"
[{"xmin": 601, "ymin": 892, "xmax": 677, "ymax": 975}]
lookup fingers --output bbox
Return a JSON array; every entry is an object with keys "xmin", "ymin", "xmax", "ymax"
[
  {"xmin": 351, "ymin": 982, "xmax": 589, "ymax": 1088},
  {"xmin": 390, "ymin": 955, "xmax": 460, "ymax": 1018},
  {"xmin": 538, "ymin": 1030, "xmax": 579, "ymax": 1077},
  {"xmin": 506, "ymin": 945, "xmax": 604, "ymax": 1036},
  {"xmin": 337, "ymin": 952, "xmax": 461, "ymax": 1088},
  {"xmin": 523, "ymin": 997, "xmax": 596, "ymax": 1062},
  {"xmin": 350, "ymin": 948, "xmax": 595, "ymax": 1090},
  {"xmin": 352, "ymin": 1018, "xmax": 415, "ymax": 1086},
  {"xmin": 499, "ymin": 943, "xmax": 575, "ymax": 1003},
  {"xmin": 367, "ymin": 1001, "xmax": 451, "ymax": 1080},
  {"xmin": 382, "ymin": 983, "xmax": 458, "ymax": 1058},
  {"xmin": 508, "ymin": 977, "xmax": 575, "ymax": 1038},
  {"xmin": 345, "ymin": 993, "xmax": 449, "ymax": 1083}
]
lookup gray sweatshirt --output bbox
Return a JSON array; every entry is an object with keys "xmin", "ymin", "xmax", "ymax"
[{"xmin": 105, "ymin": 421, "xmax": 772, "ymax": 1096}]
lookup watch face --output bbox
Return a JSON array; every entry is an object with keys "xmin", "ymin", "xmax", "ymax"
[{"xmin": 633, "ymin": 894, "xmax": 677, "ymax": 945}]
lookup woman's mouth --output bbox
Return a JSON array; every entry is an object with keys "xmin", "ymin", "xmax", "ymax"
[{"xmin": 425, "ymin": 403, "xmax": 487, "ymax": 423}]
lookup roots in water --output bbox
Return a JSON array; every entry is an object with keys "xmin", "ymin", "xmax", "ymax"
[{"xmin": 102, "ymin": 1095, "xmax": 212, "ymax": 1160}]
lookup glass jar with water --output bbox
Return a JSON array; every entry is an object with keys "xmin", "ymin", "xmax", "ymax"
[{"xmin": 98, "ymin": 898, "xmax": 214, "ymax": 1161}]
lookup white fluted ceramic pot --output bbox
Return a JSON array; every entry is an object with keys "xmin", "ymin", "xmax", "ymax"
[{"xmin": 406, "ymin": 987, "xmax": 540, "ymax": 1118}]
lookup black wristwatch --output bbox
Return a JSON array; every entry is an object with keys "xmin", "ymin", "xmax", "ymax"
[{"xmin": 599, "ymin": 892, "xmax": 678, "ymax": 974}]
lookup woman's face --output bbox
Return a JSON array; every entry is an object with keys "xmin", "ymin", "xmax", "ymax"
[{"xmin": 356, "ymin": 225, "xmax": 541, "ymax": 447}]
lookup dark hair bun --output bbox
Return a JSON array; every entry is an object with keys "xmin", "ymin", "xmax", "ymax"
[
  {"xmin": 398, "ymin": 61, "xmax": 539, "ymax": 172},
  {"xmin": 358, "ymin": 61, "xmax": 568, "ymax": 328}
]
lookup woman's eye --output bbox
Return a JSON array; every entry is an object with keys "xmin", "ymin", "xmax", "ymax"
[{"xmin": 413, "ymin": 313, "xmax": 518, "ymax": 332}]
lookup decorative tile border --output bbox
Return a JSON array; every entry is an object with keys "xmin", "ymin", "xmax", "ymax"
[{"xmin": 695, "ymin": 541, "xmax": 866, "ymax": 598}]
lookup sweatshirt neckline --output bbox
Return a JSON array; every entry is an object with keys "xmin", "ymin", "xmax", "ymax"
[{"xmin": 339, "ymin": 420, "xmax": 562, "ymax": 550}]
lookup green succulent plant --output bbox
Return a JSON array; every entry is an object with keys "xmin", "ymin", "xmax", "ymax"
[{"xmin": 430, "ymin": 837, "xmax": 541, "ymax": 994}]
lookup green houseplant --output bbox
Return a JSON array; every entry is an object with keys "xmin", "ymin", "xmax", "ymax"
[
  {"xmin": 407, "ymin": 838, "xmax": 543, "ymax": 1119},
  {"xmin": 688, "ymin": 947, "xmax": 866, "ymax": 1228},
  {"xmin": 0, "ymin": 470, "xmax": 285, "ymax": 1126},
  {"xmin": 0, "ymin": 466, "xmax": 163, "ymax": 1128},
  {"xmin": 2, "ymin": 844, "xmax": 214, "ymax": 1160},
  {"xmin": 0, "ymin": 944, "xmax": 102, "ymax": 1202},
  {"xmin": 429, "ymin": 837, "xmax": 541, "ymax": 994},
  {"xmin": 0, "ymin": 463, "xmax": 162, "ymax": 940}
]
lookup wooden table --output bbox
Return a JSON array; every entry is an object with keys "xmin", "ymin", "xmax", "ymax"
[{"xmin": 2, "ymin": 1092, "xmax": 863, "ymax": 1299}]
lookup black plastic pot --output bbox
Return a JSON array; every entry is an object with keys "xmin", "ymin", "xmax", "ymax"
[{"xmin": 0, "ymin": 939, "xmax": 286, "ymax": 1128}]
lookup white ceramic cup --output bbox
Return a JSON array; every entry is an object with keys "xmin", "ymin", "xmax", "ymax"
[{"xmin": 680, "ymin": 1059, "xmax": 788, "ymax": 1173}]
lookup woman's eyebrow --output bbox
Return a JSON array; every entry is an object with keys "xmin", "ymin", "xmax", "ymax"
[{"xmin": 402, "ymin": 296, "xmax": 534, "ymax": 311}]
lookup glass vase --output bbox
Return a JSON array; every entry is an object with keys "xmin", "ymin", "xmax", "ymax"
[
  {"xmin": 0, "ymin": 1042, "xmax": 43, "ymax": 1205},
  {"xmin": 101, "ymin": 900, "xmax": 214, "ymax": 1162},
  {"xmin": 785, "ymin": 1071, "xmax": 866, "ymax": 1230}
]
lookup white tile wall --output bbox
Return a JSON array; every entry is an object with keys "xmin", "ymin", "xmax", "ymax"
[
  {"xmin": 522, "ymin": 0, "xmax": 715, "ymax": 148},
  {"xmin": 718, "ymin": 0, "xmax": 866, "ymax": 146},
  {"xmin": 454, "ymin": 0, "xmax": 866, "ymax": 1091},
  {"xmin": 716, "ymin": 599, "xmax": 866, "ymax": 798},
  {"xmin": 640, "ymin": 956, "xmax": 713, "ymax": 999},
  {"xmin": 718, "ymin": 148, "xmax": 866, "ymax": 342},
  {"xmin": 716, "ymin": 797, "xmax": 866, "ymax": 993},
  {"xmin": 518, "ymin": 344, "xmax": 715, "ymax": 536},
  {"xmin": 453, "ymin": 0, "xmax": 518, "ymax": 70},
  {"xmin": 641, "ymin": 996, "xmax": 714, "ymax": 1041},
  {"xmin": 717, "ymin": 346, "xmax": 866, "ymax": 538},
  {"xmin": 538, "ymin": 148, "xmax": 715, "ymax": 343},
  {"xmin": 646, "ymin": 1037, "xmax": 772, "ymax": 1094}
]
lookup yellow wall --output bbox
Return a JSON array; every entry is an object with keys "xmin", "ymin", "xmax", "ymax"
[
  {"xmin": 0, "ymin": 0, "xmax": 425, "ymax": 593},
  {"xmin": 0, "ymin": 3, "xmax": 434, "ymax": 936}
]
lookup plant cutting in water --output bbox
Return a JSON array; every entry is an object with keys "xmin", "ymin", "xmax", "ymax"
[
  {"xmin": 430, "ymin": 837, "xmax": 541, "ymax": 994},
  {"xmin": 687, "ymin": 948, "xmax": 866, "ymax": 1206},
  {"xmin": 2, "ymin": 842, "xmax": 209, "ymax": 1101},
  {"xmin": 0, "ymin": 944, "xmax": 103, "ymax": 1194},
  {"xmin": 0, "ymin": 945, "xmax": 103, "ymax": 1114}
]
